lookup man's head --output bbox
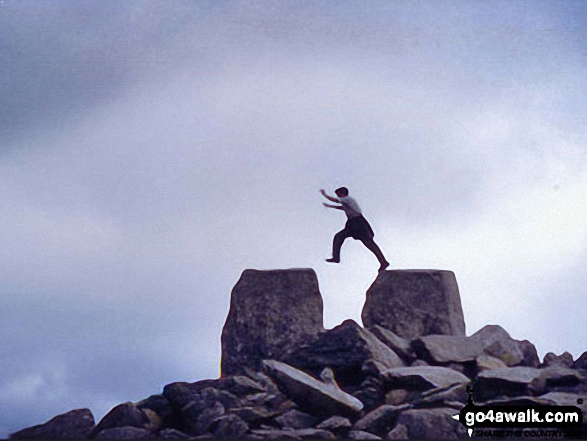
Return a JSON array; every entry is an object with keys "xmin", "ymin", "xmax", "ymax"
[{"xmin": 335, "ymin": 187, "xmax": 349, "ymax": 197}]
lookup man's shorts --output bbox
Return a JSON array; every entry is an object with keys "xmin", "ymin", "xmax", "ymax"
[{"xmin": 345, "ymin": 215, "xmax": 375, "ymax": 242}]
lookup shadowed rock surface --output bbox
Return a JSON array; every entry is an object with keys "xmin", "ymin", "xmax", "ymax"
[
  {"xmin": 221, "ymin": 269, "xmax": 324, "ymax": 376},
  {"xmin": 10, "ymin": 268, "xmax": 587, "ymax": 440},
  {"xmin": 362, "ymin": 270, "xmax": 465, "ymax": 339}
]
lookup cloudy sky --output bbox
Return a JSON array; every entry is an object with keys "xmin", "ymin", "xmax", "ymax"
[{"xmin": 1, "ymin": 0, "xmax": 586, "ymax": 436}]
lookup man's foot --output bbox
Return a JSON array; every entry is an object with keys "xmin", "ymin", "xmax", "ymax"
[
  {"xmin": 378, "ymin": 261, "xmax": 390, "ymax": 272},
  {"xmin": 326, "ymin": 258, "xmax": 340, "ymax": 263}
]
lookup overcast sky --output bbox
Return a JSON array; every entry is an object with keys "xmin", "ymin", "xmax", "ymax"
[{"xmin": 1, "ymin": 0, "xmax": 587, "ymax": 436}]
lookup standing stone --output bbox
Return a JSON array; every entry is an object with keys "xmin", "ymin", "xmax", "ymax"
[
  {"xmin": 362, "ymin": 270, "xmax": 466, "ymax": 339},
  {"xmin": 221, "ymin": 269, "xmax": 324, "ymax": 376}
]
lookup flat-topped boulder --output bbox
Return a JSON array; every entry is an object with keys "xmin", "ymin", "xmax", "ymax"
[
  {"xmin": 221, "ymin": 269, "xmax": 324, "ymax": 376},
  {"xmin": 362, "ymin": 270, "xmax": 466, "ymax": 339}
]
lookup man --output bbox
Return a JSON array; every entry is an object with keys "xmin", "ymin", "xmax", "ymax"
[{"xmin": 320, "ymin": 187, "xmax": 390, "ymax": 272}]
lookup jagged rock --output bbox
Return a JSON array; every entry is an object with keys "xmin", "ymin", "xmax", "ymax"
[
  {"xmin": 136, "ymin": 394, "xmax": 176, "ymax": 429},
  {"xmin": 473, "ymin": 367, "xmax": 544, "ymax": 400},
  {"xmin": 212, "ymin": 414, "xmax": 249, "ymax": 438},
  {"xmin": 353, "ymin": 404, "xmax": 408, "ymax": 436},
  {"xmin": 539, "ymin": 392, "xmax": 587, "ymax": 414},
  {"xmin": 415, "ymin": 383, "xmax": 468, "ymax": 407},
  {"xmin": 574, "ymin": 352, "xmax": 587, "ymax": 370},
  {"xmin": 293, "ymin": 428, "xmax": 336, "ymax": 440},
  {"xmin": 470, "ymin": 325, "xmax": 524, "ymax": 366},
  {"xmin": 386, "ymin": 423, "xmax": 408, "ymax": 440},
  {"xmin": 476, "ymin": 354, "xmax": 508, "ymax": 371},
  {"xmin": 534, "ymin": 366, "xmax": 584, "ymax": 391},
  {"xmin": 95, "ymin": 426, "xmax": 151, "ymax": 439},
  {"xmin": 193, "ymin": 401, "xmax": 225, "ymax": 435},
  {"xmin": 9, "ymin": 409, "xmax": 95, "ymax": 440},
  {"xmin": 362, "ymin": 270, "xmax": 466, "ymax": 339},
  {"xmin": 370, "ymin": 326, "xmax": 414, "ymax": 361},
  {"xmin": 275, "ymin": 410, "xmax": 318, "ymax": 429},
  {"xmin": 394, "ymin": 407, "xmax": 468, "ymax": 439},
  {"xmin": 348, "ymin": 430, "xmax": 382, "ymax": 440},
  {"xmin": 542, "ymin": 351, "xmax": 574, "ymax": 368},
  {"xmin": 284, "ymin": 320, "xmax": 404, "ymax": 387},
  {"xmin": 263, "ymin": 360, "xmax": 363, "ymax": 417},
  {"xmin": 517, "ymin": 340, "xmax": 540, "ymax": 368},
  {"xmin": 91, "ymin": 402, "xmax": 151, "ymax": 437},
  {"xmin": 382, "ymin": 366, "xmax": 470, "ymax": 391},
  {"xmin": 221, "ymin": 269, "xmax": 324, "ymax": 376},
  {"xmin": 316, "ymin": 416, "xmax": 352, "ymax": 435},
  {"xmin": 412, "ymin": 335, "xmax": 480, "ymax": 363},
  {"xmin": 157, "ymin": 428, "xmax": 191, "ymax": 439}
]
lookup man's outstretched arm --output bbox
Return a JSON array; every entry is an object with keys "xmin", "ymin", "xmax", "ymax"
[
  {"xmin": 320, "ymin": 189, "xmax": 340, "ymax": 203},
  {"xmin": 323, "ymin": 203, "xmax": 344, "ymax": 210}
]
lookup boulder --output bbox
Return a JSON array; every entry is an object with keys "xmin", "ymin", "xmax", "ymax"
[
  {"xmin": 386, "ymin": 423, "xmax": 408, "ymax": 440},
  {"xmin": 94, "ymin": 427, "xmax": 151, "ymax": 439},
  {"xmin": 415, "ymin": 383, "xmax": 469, "ymax": 407},
  {"xmin": 353, "ymin": 404, "xmax": 408, "ymax": 436},
  {"xmin": 382, "ymin": 366, "xmax": 470, "ymax": 391},
  {"xmin": 135, "ymin": 394, "xmax": 176, "ymax": 429},
  {"xmin": 293, "ymin": 428, "xmax": 336, "ymax": 440},
  {"xmin": 470, "ymin": 325, "xmax": 524, "ymax": 366},
  {"xmin": 542, "ymin": 351, "xmax": 574, "ymax": 368},
  {"xmin": 9, "ymin": 409, "xmax": 95, "ymax": 440},
  {"xmin": 412, "ymin": 335, "xmax": 481, "ymax": 363},
  {"xmin": 91, "ymin": 403, "xmax": 151, "ymax": 437},
  {"xmin": 316, "ymin": 416, "xmax": 352, "ymax": 435},
  {"xmin": 473, "ymin": 367, "xmax": 544, "ymax": 401},
  {"xmin": 574, "ymin": 352, "xmax": 587, "ymax": 370},
  {"xmin": 517, "ymin": 340, "xmax": 540, "ymax": 368},
  {"xmin": 212, "ymin": 414, "xmax": 249, "ymax": 438},
  {"xmin": 284, "ymin": 320, "xmax": 404, "ymax": 386},
  {"xmin": 156, "ymin": 428, "xmax": 190, "ymax": 439},
  {"xmin": 539, "ymin": 392, "xmax": 587, "ymax": 414},
  {"xmin": 275, "ymin": 410, "xmax": 318, "ymax": 430},
  {"xmin": 221, "ymin": 269, "xmax": 324, "ymax": 376},
  {"xmin": 475, "ymin": 354, "xmax": 508, "ymax": 372},
  {"xmin": 394, "ymin": 407, "xmax": 468, "ymax": 439},
  {"xmin": 348, "ymin": 430, "xmax": 382, "ymax": 440},
  {"xmin": 362, "ymin": 270, "xmax": 466, "ymax": 339},
  {"xmin": 263, "ymin": 360, "xmax": 363, "ymax": 417},
  {"xmin": 370, "ymin": 326, "xmax": 414, "ymax": 361}
]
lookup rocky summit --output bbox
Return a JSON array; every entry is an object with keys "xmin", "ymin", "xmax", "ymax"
[{"xmin": 10, "ymin": 269, "xmax": 587, "ymax": 440}]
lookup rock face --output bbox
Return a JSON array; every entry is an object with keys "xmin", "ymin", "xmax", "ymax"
[
  {"xmin": 221, "ymin": 269, "xmax": 324, "ymax": 376},
  {"xmin": 362, "ymin": 270, "xmax": 465, "ymax": 339},
  {"xmin": 11, "ymin": 268, "xmax": 587, "ymax": 440}
]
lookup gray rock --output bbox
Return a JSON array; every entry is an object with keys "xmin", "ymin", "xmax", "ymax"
[
  {"xmin": 538, "ymin": 392, "xmax": 587, "ymax": 414},
  {"xmin": 362, "ymin": 270, "xmax": 466, "ymax": 339},
  {"xmin": 263, "ymin": 360, "xmax": 363, "ymax": 417},
  {"xmin": 135, "ymin": 394, "xmax": 176, "ymax": 428},
  {"xmin": 221, "ymin": 269, "xmax": 324, "ymax": 376},
  {"xmin": 348, "ymin": 430, "xmax": 383, "ymax": 440},
  {"xmin": 470, "ymin": 325, "xmax": 524, "ymax": 366},
  {"xmin": 409, "ymin": 359, "xmax": 429, "ymax": 367},
  {"xmin": 542, "ymin": 351, "xmax": 574, "ymax": 368},
  {"xmin": 232, "ymin": 406, "xmax": 281, "ymax": 425},
  {"xmin": 275, "ymin": 410, "xmax": 318, "ymax": 430},
  {"xmin": 382, "ymin": 366, "xmax": 470, "ymax": 391},
  {"xmin": 9, "ymin": 409, "xmax": 95, "ymax": 440},
  {"xmin": 517, "ymin": 340, "xmax": 540, "ymax": 368},
  {"xmin": 317, "ymin": 416, "xmax": 352, "ymax": 435},
  {"xmin": 95, "ymin": 426, "xmax": 151, "ymax": 439},
  {"xmin": 477, "ymin": 396, "xmax": 557, "ymax": 407},
  {"xmin": 353, "ymin": 404, "xmax": 408, "ymax": 436},
  {"xmin": 574, "ymin": 352, "xmax": 587, "ymax": 370},
  {"xmin": 212, "ymin": 414, "xmax": 249, "ymax": 438},
  {"xmin": 91, "ymin": 402, "xmax": 151, "ymax": 437},
  {"xmin": 294, "ymin": 428, "xmax": 336, "ymax": 440},
  {"xmin": 249, "ymin": 428, "xmax": 301, "ymax": 440},
  {"xmin": 394, "ymin": 407, "xmax": 467, "ymax": 439},
  {"xmin": 474, "ymin": 367, "xmax": 544, "ymax": 401},
  {"xmin": 370, "ymin": 326, "xmax": 414, "ymax": 361},
  {"xmin": 412, "ymin": 335, "xmax": 481, "ymax": 363},
  {"xmin": 384, "ymin": 389, "xmax": 419, "ymax": 406},
  {"xmin": 194, "ymin": 401, "xmax": 225, "ymax": 435},
  {"xmin": 476, "ymin": 354, "xmax": 508, "ymax": 371},
  {"xmin": 534, "ymin": 366, "xmax": 584, "ymax": 392},
  {"xmin": 284, "ymin": 320, "xmax": 404, "ymax": 387},
  {"xmin": 157, "ymin": 428, "xmax": 191, "ymax": 439},
  {"xmin": 386, "ymin": 423, "xmax": 408, "ymax": 440},
  {"xmin": 416, "ymin": 383, "xmax": 468, "ymax": 407}
]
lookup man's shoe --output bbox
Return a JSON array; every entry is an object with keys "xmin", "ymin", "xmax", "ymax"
[
  {"xmin": 378, "ymin": 262, "xmax": 390, "ymax": 272},
  {"xmin": 326, "ymin": 258, "xmax": 340, "ymax": 263}
]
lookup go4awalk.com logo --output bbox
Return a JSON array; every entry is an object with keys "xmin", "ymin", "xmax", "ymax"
[{"xmin": 453, "ymin": 387, "xmax": 584, "ymax": 438}]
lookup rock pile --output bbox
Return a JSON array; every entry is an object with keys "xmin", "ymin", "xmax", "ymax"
[{"xmin": 10, "ymin": 270, "xmax": 587, "ymax": 439}]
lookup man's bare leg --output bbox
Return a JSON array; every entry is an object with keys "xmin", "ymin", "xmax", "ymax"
[{"xmin": 362, "ymin": 239, "xmax": 389, "ymax": 271}]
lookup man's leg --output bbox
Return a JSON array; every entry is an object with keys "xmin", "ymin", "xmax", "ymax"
[
  {"xmin": 327, "ymin": 229, "xmax": 351, "ymax": 263},
  {"xmin": 362, "ymin": 239, "xmax": 389, "ymax": 271}
]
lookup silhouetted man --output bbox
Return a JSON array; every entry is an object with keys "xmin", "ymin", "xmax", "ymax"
[{"xmin": 320, "ymin": 187, "xmax": 389, "ymax": 272}]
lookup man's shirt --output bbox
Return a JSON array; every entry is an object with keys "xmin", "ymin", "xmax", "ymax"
[{"xmin": 337, "ymin": 195, "xmax": 362, "ymax": 219}]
